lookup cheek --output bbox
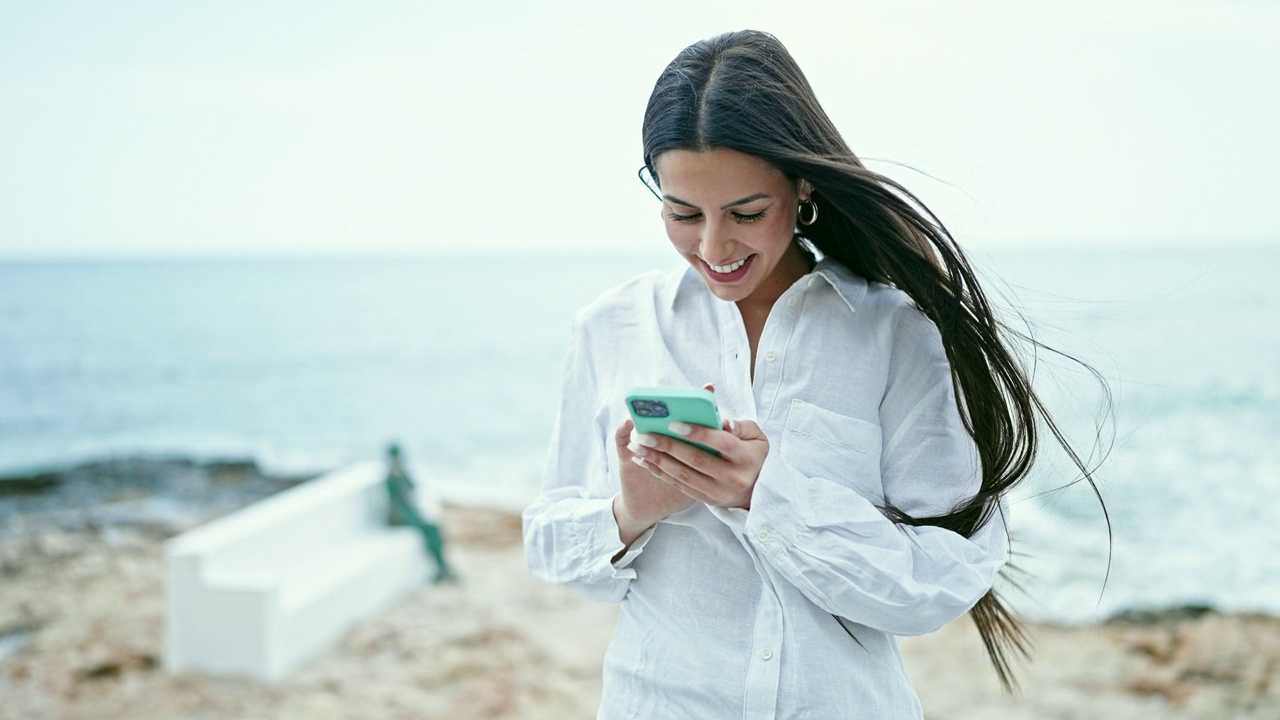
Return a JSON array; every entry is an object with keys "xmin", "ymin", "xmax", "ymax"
[
  {"xmin": 776, "ymin": 205, "xmax": 799, "ymax": 233},
  {"xmin": 663, "ymin": 220, "xmax": 700, "ymax": 250},
  {"xmin": 754, "ymin": 214, "xmax": 796, "ymax": 251}
]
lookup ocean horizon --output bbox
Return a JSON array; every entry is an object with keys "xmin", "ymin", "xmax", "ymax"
[{"xmin": 2, "ymin": 243, "xmax": 1276, "ymax": 624}]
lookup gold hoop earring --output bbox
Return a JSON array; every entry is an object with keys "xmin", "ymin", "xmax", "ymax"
[{"xmin": 798, "ymin": 199, "xmax": 818, "ymax": 226}]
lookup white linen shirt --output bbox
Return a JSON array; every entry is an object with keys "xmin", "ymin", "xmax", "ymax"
[{"xmin": 522, "ymin": 258, "xmax": 1009, "ymax": 719}]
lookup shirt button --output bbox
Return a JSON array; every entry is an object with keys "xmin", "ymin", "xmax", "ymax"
[
  {"xmin": 765, "ymin": 351, "xmax": 776, "ymax": 362},
  {"xmin": 787, "ymin": 296, "xmax": 797, "ymax": 307},
  {"xmin": 757, "ymin": 530, "xmax": 770, "ymax": 542},
  {"xmin": 807, "ymin": 278, "xmax": 815, "ymax": 288},
  {"xmin": 761, "ymin": 649, "xmax": 773, "ymax": 661}
]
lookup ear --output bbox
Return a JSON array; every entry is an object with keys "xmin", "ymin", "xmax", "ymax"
[{"xmin": 797, "ymin": 179, "xmax": 813, "ymax": 202}]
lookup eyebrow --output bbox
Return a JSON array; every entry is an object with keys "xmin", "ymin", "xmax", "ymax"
[{"xmin": 663, "ymin": 192, "xmax": 772, "ymax": 211}]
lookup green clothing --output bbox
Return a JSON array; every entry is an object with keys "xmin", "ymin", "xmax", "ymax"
[{"xmin": 386, "ymin": 466, "xmax": 454, "ymax": 582}]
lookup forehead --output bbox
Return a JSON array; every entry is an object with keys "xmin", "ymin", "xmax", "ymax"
[{"xmin": 653, "ymin": 148, "xmax": 789, "ymax": 200}]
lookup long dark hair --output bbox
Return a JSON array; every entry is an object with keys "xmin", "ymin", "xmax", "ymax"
[{"xmin": 641, "ymin": 30, "xmax": 1111, "ymax": 691}]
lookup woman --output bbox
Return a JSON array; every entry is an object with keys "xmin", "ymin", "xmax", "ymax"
[{"xmin": 523, "ymin": 29, "xmax": 1104, "ymax": 718}]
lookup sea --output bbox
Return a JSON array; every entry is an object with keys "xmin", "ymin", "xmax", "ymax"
[{"xmin": 1, "ymin": 244, "xmax": 1276, "ymax": 624}]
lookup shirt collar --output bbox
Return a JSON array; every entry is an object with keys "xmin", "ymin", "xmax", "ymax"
[
  {"xmin": 665, "ymin": 255, "xmax": 868, "ymax": 315},
  {"xmin": 810, "ymin": 256, "xmax": 869, "ymax": 315},
  {"xmin": 664, "ymin": 262, "xmax": 701, "ymax": 310}
]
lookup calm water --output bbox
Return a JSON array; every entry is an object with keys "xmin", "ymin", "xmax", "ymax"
[{"xmin": 1, "ymin": 245, "xmax": 1276, "ymax": 622}]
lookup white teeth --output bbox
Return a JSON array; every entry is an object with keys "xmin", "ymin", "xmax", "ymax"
[{"xmin": 708, "ymin": 258, "xmax": 748, "ymax": 274}]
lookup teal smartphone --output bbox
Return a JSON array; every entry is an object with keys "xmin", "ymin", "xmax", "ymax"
[{"xmin": 625, "ymin": 386, "xmax": 723, "ymax": 456}]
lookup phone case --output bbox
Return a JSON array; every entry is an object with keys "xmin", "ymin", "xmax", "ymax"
[{"xmin": 625, "ymin": 386, "xmax": 723, "ymax": 456}]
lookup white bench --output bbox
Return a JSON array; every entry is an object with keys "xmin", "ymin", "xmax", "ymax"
[{"xmin": 163, "ymin": 461, "xmax": 433, "ymax": 681}]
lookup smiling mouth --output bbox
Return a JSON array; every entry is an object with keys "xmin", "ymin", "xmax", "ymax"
[{"xmin": 700, "ymin": 255, "xmax": 755, "ymax": 282}]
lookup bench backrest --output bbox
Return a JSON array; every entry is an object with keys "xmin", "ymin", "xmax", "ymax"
[{"xmin": 166, "ymin": 461, "xmax": 390, "ymax": 575}]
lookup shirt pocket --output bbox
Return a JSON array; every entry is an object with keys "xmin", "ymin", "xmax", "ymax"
[{"xmin": 779, "ymin": 398, "xmax": 884, "ymax": 504}]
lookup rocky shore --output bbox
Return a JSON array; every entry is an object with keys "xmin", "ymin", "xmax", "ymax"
[
  {"xmin": 0, "ymin": 457, "xmax": 314, "ymax": 544},
  {"xmin": 1, "ymin": 459, "xmax": 1277, "ymax": 719}
]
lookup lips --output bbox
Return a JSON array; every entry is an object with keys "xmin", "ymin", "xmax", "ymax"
[{"xmin": 700, "ymin": 254, "xmax": 755, "ymax": 282}]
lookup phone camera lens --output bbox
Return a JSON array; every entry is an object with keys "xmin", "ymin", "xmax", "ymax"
[{"xmin": 631, "ymin": 399, "xmax": 669, "ymax": 418}]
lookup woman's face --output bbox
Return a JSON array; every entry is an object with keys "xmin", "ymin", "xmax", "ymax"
[{"xmin": 653, "ymin": 148, "xmax": 811, "ymax": 308}]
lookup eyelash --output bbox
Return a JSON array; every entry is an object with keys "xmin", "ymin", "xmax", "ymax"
[{"xmin": 667, "ymin": 210, "xmax": 767, "ymax": 224}]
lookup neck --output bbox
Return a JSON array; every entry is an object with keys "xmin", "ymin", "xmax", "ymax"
[{"xmin": 735, "ymin": 242, "xmax": 813, "ymax": 319}]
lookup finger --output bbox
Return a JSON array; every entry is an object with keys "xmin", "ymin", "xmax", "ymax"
[
  {"xmin": 615, "ymin": 418, "xmax": 636, "ymax": 452},
  {"xmin": 668, "ymin": 421, "xmax": 761, "ymax": 466},
  {"xmin": 643, "ymin": 446, "xmax": 718, "ymax": 490},
  {"xmin": 632, "ymin": 457, "xmax": 696, "ymax": 499},
  {"xmin": 727, "ymin": 418, "xmax": 767, "ymax": 442},
  {"xmin": 664, "ymin": 422, "xmax": 735, "ymax": 457},
  {"xmin": 669, "ymin": 476, "xmax": 718, "ymax": 505},
  {"xmin": 629, "ymin": 455, "xmax": 665, "ymax": 480},
  {"xmin": 626, "ymin": 437, "xmax": 657, "ymax": 462},
  {"xmin": 640, "ymin": 454, "xmax": 720, "ymax": 505},
  {"xmin": 653, "ymin": 455, "xmax": 747, "ymax": 509},
  {"xmin": 639, "ymin": 459, "xmax": 679, "ymax": 487},
  {"xmin": 616, "ymin": 418, "xmax": 635, "ymax": 442},
  {"xmin": 640, "ymin": 429, "xmax": 732, "ymax": 474}
]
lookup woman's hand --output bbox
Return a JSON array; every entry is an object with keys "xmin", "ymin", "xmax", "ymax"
[
  {"xmin": 630, "ymin": 415, "xmax": 770, "ymax": 511},
  {"xmin": 613, "ymin": 417, "xmax": 696, "ymax": 547}
]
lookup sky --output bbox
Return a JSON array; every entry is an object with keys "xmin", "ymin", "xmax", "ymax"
[{"xmin": 0, "ymin": 0, "xmax": 1276, "ymax": 259}]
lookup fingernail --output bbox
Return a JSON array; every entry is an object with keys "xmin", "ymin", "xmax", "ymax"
[
  {"xmin": 627, "ymin": 442, "xmax": 648, "ymax": 457},
  {"xmin": 667, "ymin": 421, "xmax": 692, "ymax": 436},
  {"xmin": 630, "ymin": 456, "xmax": 648, "ymax": 469},
  {"xmin": 636, "ymin": 433, "xmax": 659, "ymax": 448},
  {"xmin": 629, "ymin": 428, "xmax": 639, "ymax": 444}
]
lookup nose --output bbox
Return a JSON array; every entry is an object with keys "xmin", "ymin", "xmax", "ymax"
[{"xmin": 698, "ymin": 217, "xmax": 734, "ymax": 262}]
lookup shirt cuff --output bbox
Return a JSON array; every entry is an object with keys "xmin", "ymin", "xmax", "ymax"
[
  {"xmin": 740, "ymin": 451, "xmax": 805, "ymax": 554},
  {"xmin": 570, "ymin": 495, "xmax": 645, "ymax": 581},
  {"xmin": 611, "ymin": 525, "xmax": 655, "ymax": 570},
  {"xmin": 707, "ymin": 505, "xmax": 749, "ymax": 535}
]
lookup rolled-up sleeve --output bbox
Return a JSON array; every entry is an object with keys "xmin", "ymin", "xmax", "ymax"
[
  {"xmin": 736, "ymin": 314, "xmax": 1009, "ymax": 636},
  {"xmin": 522, "ymin": 314, "xmax": 641, "ymax": 603},
  {"xmin": 743, "ymin": 424, "xmax": 1006, "ymax": 635}
]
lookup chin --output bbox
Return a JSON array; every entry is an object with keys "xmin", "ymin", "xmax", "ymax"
[
  {"xmin": 705, "ymin": 285, "xmax": 744, "ymax": 302},
  {"xmin": 696, "ymin": 271, "xmax": 754, "ymax": 303}
]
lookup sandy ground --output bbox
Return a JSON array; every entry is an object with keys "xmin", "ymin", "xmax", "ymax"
[{"xmin": 1, "ymin": 505, "xmax": 1278, "ymax": 719}]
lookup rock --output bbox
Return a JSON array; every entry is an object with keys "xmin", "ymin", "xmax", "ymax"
[
  {"xmin": 77, "ymin": 651, "xmax": 159, "ymax": 680},
  {"xmin": 1107, "ymin": 605, "xmax": 1216, "ymax": 626},
  {"xmin": 0, "ymin": 473, "xmax": 59, "ymax": 497}
]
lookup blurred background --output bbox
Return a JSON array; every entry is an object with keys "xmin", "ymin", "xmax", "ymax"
[{"xmin": 1, "ymin": 1, "xmax": 1277, "ymax": 717}]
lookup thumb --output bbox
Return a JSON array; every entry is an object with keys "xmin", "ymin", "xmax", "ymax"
[
  {"xmin": 726, "ymin": 418, "xmax": 766, "ymax": 441},
  {"xmin": 615, "ymin": 418, "xmax": 635, "ymax": 450}
]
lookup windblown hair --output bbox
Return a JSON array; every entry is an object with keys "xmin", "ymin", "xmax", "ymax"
[{"xmin": 641, "ymin": 30, "xmax": 1111, "ymax": 691}]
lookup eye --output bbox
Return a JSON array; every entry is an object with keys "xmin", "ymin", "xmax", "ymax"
[
  {"xmin": 733, "ymin": 210, "xmax": 767, "ymax": 223},
  {"xmin": 667, "ymin": 211, "xmax": 702, "ymax": 223}
]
